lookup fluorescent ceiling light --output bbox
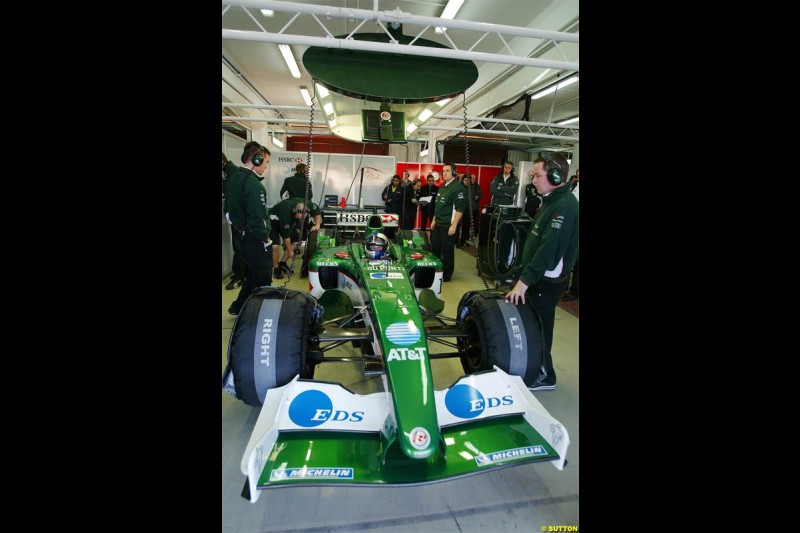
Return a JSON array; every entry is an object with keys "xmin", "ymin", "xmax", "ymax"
[
  {"xmin": 271, "ymin": 135, "xmax": 284, "ymax": 148},
  {"xmin": 531, "ymin": 76, "xmax": 579, "ymax": 100},
  {"xmin": 279, "ymin": 45, "xmax": 301, "ymax": 79},
  {"xmin": 315, "ymin": 83, "xmax": 329, "ymax": 98},
  {"xmin": 299, "ymin": 87, "xmax": 313, "ymax": 106},
  {"xmin": 260, "ymin": 9, "xmax": 275, "ymax": 17},
  {"xmin": 327, "ymin": 118, "xmax": 337, "ymax": 128},
  {"xmin": 435, "ymin": 98, "xmax": 451, "ymax": 107},
  {"xmin": 419, "ymin": 148, "xmax": 429, "ymax": 157},
  {"xmin": 323, "ymin": 102, "xmax": 334, "ymax": 116},
  {"xmin": 435, "ymin": 0, "xmax": 464, "ymax": 33},
  {"xmin": 557, "ymin": 117, "xmax": 579, "ymax": 125},
  {"xmin": 407, "ymin": 123, "xmax": 418, "ymax": 133},
  {"xmin": 417, "ymin": 108, "xmax": 433, "ymax": 122}
]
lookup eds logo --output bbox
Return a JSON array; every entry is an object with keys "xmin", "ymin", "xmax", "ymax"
[
  {"xmin": 444, "ymin": 384, "xmax": 513, "ymax": 419},
  {"xmin": 288, "ymin": 389, "xmax": 364, "ymax": 427}
]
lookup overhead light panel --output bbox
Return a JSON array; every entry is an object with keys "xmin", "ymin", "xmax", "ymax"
[
  {"xmin": 271, "ymin": 135, "xmax": 284, "ymax": 148},
  {"xmin": 299, "ymin": 87, "xmax": 313, "ymax": 106},
  {"xmin": 419, "ymin": 148, "xmax": 429, "ymax": 157},
  {"xmin": 531, "ymin": 76, "xmax": 579, "ymax": 100},
  {"xmin": 260, "ymin": 9, "xmax": 275, "ymax": 17},
  {"xmin": 327, "ymin": 117, "xmax": 337, "ymax": 128},
  {"xmin": 557, "ymin": 117, "xmax": 579, "ymax": 125},
  {"xmin": 435, "ymin": 98, "xmax": 451, "ymax": 107},
  {"xmin": 407, "ymin": 123, "xmax": 418, "ymax": 133},
  {"xmin": 435, "ymin": 0, "xmax": 464, "ymax": 33},
  {"xmin": 315, "ymin": 83, "xmax": 329, "ymax": 99},
  {"xmin": 323, "ymin": 102, "xmax": 334, "ymax": 116},
  {"xmin": 417, "ymin": 108, "xmax": 433, "ymax": 122},
  {"xmin": 279, "ymin": 45, "xmax": 301, "ymax": 79}
]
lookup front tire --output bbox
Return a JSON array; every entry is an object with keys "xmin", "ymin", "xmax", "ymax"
[
  {"xmin": 223, "ymin": 287, "xmax": 321, "ymax": 406},
  {"xmin": 456, "ymin": 289, "xmax": 544, "ymax": 386}
]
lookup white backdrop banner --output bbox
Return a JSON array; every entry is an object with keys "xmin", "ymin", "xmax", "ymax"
[{"xmin": 267, "ymin": 152, "xmax": 396, "ymax": 208}]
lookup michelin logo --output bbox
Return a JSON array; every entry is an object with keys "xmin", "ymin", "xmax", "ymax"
[
  {"xmin": 475, "ymin": 446, "xmax": 547, "ymax": 466},
  {"xmin": 270, "ymin": 467, "xmax": 354, "ymax": 481}
]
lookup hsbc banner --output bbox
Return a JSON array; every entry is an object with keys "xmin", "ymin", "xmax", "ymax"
[{"xmin": 267, "ymin": 152, "xmax": 396, "ymax": 208}]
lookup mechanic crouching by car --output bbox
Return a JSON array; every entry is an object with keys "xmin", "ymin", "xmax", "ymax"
[
  {"xmin": 269, "ymin": 197, "xmax": 322, "ymax": 279},
  {"xmin": 503, "ymin": 152, "xmax": 578, "ymax": 391}
]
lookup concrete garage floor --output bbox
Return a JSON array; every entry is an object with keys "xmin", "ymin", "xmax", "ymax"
[{"xmin": 221, "ymin": 245, "xmax": 579, "ymax": 532}]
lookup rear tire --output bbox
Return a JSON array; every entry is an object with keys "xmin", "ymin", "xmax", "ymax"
[
  {"xmin": 223, "ymin": 287, "xmax": 321, "ymax": 406},
  {"xmin": 456, "ymin": 289, "xmax": 544, "ymax": 386}
]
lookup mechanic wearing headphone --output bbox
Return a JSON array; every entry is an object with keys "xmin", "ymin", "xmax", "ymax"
[
  {"xmin": 280, "ymin": 163, "xmax": 314, "ymax": 201},
  {"xmin": 268, "ymin": 197, "xmax": 322, "ymax": 279},
  {"xmin": 430, "ymin": 163, "xmax": 467, "ymax": 282},
  {"xmin": 224, "ymin": 142, "xmax": 273, "ymax": 315},
  {"xmin": 503, "ymin": 152, "xmax": 579, "ymax": 391}
]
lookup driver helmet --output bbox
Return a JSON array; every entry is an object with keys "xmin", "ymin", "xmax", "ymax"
[{"xmin": 364, "ymin": 232, "xmax": 389, "ymax": 260}]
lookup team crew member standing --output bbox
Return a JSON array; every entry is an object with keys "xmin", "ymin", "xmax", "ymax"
[
  {"xmin": 224, "ymin": 142, "xmax": 273, "ymax": 315},
  {"xmin": 430, "ymin": 163, "xmax": 467, "ymax": 282},
  {"xmin": 223, "ymin": 152, "xmax": 246, "ymax": 290},
  {"xmin": 489, "ymin": 161, "xmax": 519, "ymax": 206},
  {"xmin": 268, "ymin": 198, "xmax": 322, "ymax": 279},
  {"xmin": 280, "ymin": 163, "xmax": 314, "ymax": 201},
  {"xmin": 503, "ymin": 153, "xmax": 578, "ymax": 390}
]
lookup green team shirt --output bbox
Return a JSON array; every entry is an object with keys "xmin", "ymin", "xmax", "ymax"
[
  {"xmin": 280, "ymin": 173, "xmax": 314, "ymax": 201},
  {"xmin": 518, "ymin": 184, "xmax": 579, "ymax": 286},
  {"xmin": 269, "ymin": 197, "xmax": 321, "ymax": 238},
  {"xmin": 224, "ymin": 168, "xmax": 270, "ymax": 240},
  {"xmin": 433, "ymin": 179, "xmax": 468, "ymax": 225}
]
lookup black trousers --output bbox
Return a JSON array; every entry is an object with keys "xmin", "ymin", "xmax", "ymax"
[
  {"xmin": 430, "ymin": 224, "xmax": 456, "ymax": 281},
  {"xmin": 230, "ymin": 231, "xmax": 273, "ymax": 312},
  {"xmin": 460, "ymin": 209, "xmax": 479, "ymax": 244},
  {"xmin": 230, "ymin": 251, "xmax": 247, "ymax": 281},
  {"xmin": 527, "ymin": 278, "xmax": 568, "ymax": 384},
  {"xmin": 568, "ymin": 256, "xmax": 579, "ymax": 295}
]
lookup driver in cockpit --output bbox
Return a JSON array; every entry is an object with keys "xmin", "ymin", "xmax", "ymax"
[{"xmin": 364, "ymin": 232, "xmax": 392, "ymax": 261}]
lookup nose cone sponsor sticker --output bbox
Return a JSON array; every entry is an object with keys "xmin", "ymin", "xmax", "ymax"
[
  {"xmin": 409, "ymin": 427, "xmax": 430, "ymax": 450},
  {"xmin": 385, "ymin": 322, "xmax": 421, "ymax": 346}
]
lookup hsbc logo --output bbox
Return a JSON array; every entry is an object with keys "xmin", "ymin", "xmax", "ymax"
[{"xmin": 278, "ymin": 156, "xmax": 304, "ymax": 163}]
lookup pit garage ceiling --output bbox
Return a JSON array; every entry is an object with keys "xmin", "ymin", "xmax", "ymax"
[{"xmin": 222, "ymin": 0, "xmax": 578, "ymax": 153}]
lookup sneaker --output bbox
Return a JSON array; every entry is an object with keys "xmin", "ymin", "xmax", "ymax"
[
  {"xmin": 273, "ymin": 268, "xmax": 284, "ymax": 280},
  {"xmin": 279, "ymin": 262, "xmax": 294, "ymax": 275},
  {"xmin": 529, "ymin": 382, "xmax": 556, "ymax": 391},
  {"xmin": 225, "ymin": 278, "xmax": 243, "ymax": 290},
  {"xmin": 228, "ymin": 305, "xmax": 240, "ymax": 316}
]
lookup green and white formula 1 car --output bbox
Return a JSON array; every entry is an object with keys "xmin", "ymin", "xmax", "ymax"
[{"xmin": 222, "ymin": 215, "xmax": 569, "ymax": 503}]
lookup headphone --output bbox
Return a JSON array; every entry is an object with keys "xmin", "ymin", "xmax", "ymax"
[
  {"xmin": 542, "ymin": 153, "xmax": 564, "ymax": 186},
  {"xmin": 252, "ymin": 148, "xmax": 265, "ymax": 167}
]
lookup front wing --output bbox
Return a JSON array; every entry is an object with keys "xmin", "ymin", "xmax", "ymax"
[{"xmin": 240, "ymin": 367, "xmax": 569, "ymax": 503}]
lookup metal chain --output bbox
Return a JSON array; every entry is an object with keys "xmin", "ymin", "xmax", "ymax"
[
  {"xmin": 462, "ymin": 92, "xmax": 490, "ymax": 290},
  {"xmin": 281, "ymin": 91, "xmax": 316, "ymax": 287}
]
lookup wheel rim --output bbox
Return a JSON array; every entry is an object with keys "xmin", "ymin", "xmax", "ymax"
[{"xmin": 460, "ymin": 317, "xmax": 486, "ymax": 372}]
